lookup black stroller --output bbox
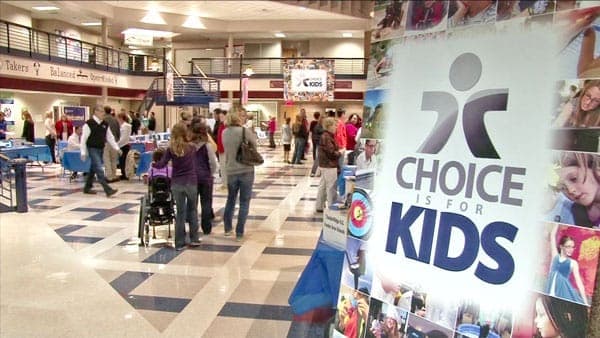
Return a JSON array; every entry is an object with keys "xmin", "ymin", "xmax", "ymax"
[{"xmin": 138, "ymin": 174, "xmax": 175, "ymax": 246}]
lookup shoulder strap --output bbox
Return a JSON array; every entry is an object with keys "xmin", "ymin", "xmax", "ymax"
[{"xmin": 242, "ymin": 126, "xmax": 246, "ymax": 142}]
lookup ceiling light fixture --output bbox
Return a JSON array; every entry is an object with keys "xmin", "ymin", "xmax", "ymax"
[
  {"xmin": 81, "ymin": 22, "xmax": 102, "ymax": 26},
  {"xmin": 140, "ymin": 9, "xmax": 166, "ymax": 25},
  {"xmin": 32, "ymin": 6, "xmax": 60, "ymax": 11},
  {"xmin": 182, "ymin": 15, "xmax": 206, "ymax": 29},
  {"xmin": 122, "ymin": 28, "xmax": 179, "ymax": 39},
  {"xmin": 274, "ymin": 33, "xmax": 285, "ymax": 38},
  {"xmin": 342, "ymin": 32, "xmax": 352, "ymax": 38}
]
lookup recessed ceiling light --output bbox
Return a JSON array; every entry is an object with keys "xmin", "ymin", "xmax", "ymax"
[
  {"xmin": 182, "ymin": 15, "xmax": 206, "ymax": 29},
  {"xmin": 122, "ymin": 28, "xmax": 179, "ymax": 38},
  {"xmin": 81, "ymin": 22, "xmax": 102, "ymax": 26},
  {"xmin": 140, "ymin": 10, "xmax": 166, "ymax": 25},
  {"xmin": 32, "ymin": 6, "xmax": 60, "ymax": 11},
  {"xmin": 274, "ymin": 33, "xmax": 285, "ymax": 38},
  {"xmin": 342, "ymin": 32, "xmax": 352, "ymax": 38}
]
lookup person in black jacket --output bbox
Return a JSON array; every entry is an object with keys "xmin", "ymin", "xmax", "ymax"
[
  {"xmin": 21, "ymin": 109, "xmax": 35, "ymax": 143},
  {"xmin": 80, "ymin": 105, "xmax": 121, "ymax": 197}
]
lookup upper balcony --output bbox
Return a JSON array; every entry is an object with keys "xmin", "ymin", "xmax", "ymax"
[{"xmin": 0, "ymin": 19, "xmax": 164, "ymax": 76}]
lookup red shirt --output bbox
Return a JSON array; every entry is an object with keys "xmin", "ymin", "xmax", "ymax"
[
  {"xmin": 217, "ymin": 124, "xmax": 226, "ymax": 154},
  {"xmin": 335, "ymin": 120, "xmax": 347, "ymax": 150},
  {"xmin": 55, "ymin": 119, "xmax": 74, "ymax": 140}
]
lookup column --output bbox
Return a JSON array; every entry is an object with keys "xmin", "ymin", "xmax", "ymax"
[
  {"xmin": 227, "ymin": 34, "xmax": 234, "ymax": 105},
  {"xmin": 100, "ymin": 17, "xmax": 108, "ymax": 104}
]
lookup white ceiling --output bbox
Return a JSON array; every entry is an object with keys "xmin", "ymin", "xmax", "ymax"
[{"xmin": 3, "ymin": 0, "xmax": 369, "ymax": 41}]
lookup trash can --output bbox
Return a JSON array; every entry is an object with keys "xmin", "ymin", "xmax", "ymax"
[{"xmin": 11, "ymin": 158, "xmax": 29, "ymax": 213}]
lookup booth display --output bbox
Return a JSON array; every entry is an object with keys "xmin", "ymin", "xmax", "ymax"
[{"xmin": 299, "ymin": 2, "xmax": 600, "ymax": 338}]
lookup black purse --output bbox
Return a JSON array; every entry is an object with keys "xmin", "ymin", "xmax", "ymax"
[{"xmin": 236, "ymin": 127, "xmax": 264, "ymax": 166}]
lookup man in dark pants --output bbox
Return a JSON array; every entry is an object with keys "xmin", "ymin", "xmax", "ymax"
[{"xmin": 80, "ymin": 105, "xmax": 120, "ymax": 197}]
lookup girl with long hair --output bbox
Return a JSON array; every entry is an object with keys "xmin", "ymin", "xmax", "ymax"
[
  {"xmin": 534, "ymin": 294, "xmax": 587, "ymax": 338},
  {"xmin": 21, "ymin": 110, "xmax": 34, "ymax": 143},
  {"xmin": 190, "ymin": 120, "xmax": 218, "ymax": 235},
  {"xmin": 553, "ymin": 80, "xmax": 600, "ymax": 127},
  {"xmin": 154, "ymin": 122, "xmax": 200, "ymax": 250},
  {"xmin": 545, "ymin": 224, "xmax": 588, "ymax": 305}
]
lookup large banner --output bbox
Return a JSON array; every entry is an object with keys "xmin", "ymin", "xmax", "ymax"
[
  {"xmin": 333, "ymin": 1, "xmax": 600, "ymax": 338},
  {"xmin": 283, "ymin": 59, "xmax": 334, "ymax": 101}
]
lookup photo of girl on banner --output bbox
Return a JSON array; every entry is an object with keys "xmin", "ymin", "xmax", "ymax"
[
  {"xmin": 512, "ymin": 291, "xmax": 588, "ymax": 338},
  {"xmin": 544, "ymin": 152, "xmax": 600, "ymax": 227},
  {"xmin": 367, "ymin": 41, "xmax": 396, "ymax": 90},
  {"xmin": 366, "ymin": 298, "xmax": 408, "ymax": 338},
  {"xmin": 360, "ymin": 90, "xmax": 387, "ymax": 139},
  {"xmin": 448, "ymin": 0, "xmax": 498, "ymax": 28},
  {"xmin": 552, "ymin": 79, "xmax": 600, "ymax": 128},
  {"xmin": 534, "ymin": 223, "xmax": 599, "ymax": 306},
  {"xmin": 372, "ymin": 0, "xmax": 407, "ymax": 43}
]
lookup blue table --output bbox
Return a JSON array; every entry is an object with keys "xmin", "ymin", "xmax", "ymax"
[
  {"xmin": 136, "ymin": 151, "xmax": 153, "ymax": 177},
  {"xmin": 62, "ymin": 151, "xmax": 90, "ymax": 173},
  {"xmin": 288, "ymin": 233, "xmax": 344, "ymax": 315},
  {"xmin": 1, "ymin": 145, "xmax": 53, "ymax": 163}
]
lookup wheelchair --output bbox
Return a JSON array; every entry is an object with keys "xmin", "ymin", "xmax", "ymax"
[{"xmin": 138, "ymin": 175, "xmax": 175, "ymax": 246}]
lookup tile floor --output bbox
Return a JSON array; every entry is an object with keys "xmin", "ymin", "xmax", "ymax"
[{"xmin": 0, "ymin": 146, "xmax": 327, "ymax": 337}]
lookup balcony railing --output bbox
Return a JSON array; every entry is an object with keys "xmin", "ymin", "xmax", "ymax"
[
  {"xmin": 0, "ymin": 19, "xmax": 163, "ymax": 75},
  {"xmin": 190, "ymin": 57, "xmax": 367, "ymax": 79}
]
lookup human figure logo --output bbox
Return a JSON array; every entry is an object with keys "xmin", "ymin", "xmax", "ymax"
[{"xmin": 418, "ymin": 53, "xmax": 508, "ymax": 159}]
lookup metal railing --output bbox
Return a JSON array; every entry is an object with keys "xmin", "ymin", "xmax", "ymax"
[
  {"xmin": 0, "ymin": 19, "xmax": 163, "ymax": 75},
  {"xmin": 137, "ymin": 75, "xmax": 221, "ymax": 112},
  {"xmin": 190, "ymin": 57, "xmax": 367, "ymax": 78}
]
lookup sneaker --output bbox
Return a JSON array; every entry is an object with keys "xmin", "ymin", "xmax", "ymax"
[
  {"xmin": 224, "ymin": 230, "xmax": 233, "ymax": 237},
  {"xmin": 106, "ymin": 189, "xmax": 118, "ymax": 197},
  {"xmin": 189, "ymin": 239, "xmax": 202, "ymax": 247},
  {"xmin": 83, "ymin": 190, "xmax": 97, "ymax": 195},
  {"xmin": 310, "ymin": 173, "xmax": 315, "ymax": 177},
  {"xmin": 175, "ymin": 246, "xmax": 186, "ymax": 251},
  {"xmin": 236, "ymin": 234, "xmax": 243, "ymax": 242}
]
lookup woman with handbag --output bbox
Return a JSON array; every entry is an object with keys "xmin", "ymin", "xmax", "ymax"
[{"xmin": 222, "ymin": 111, "xmax": 258, "ymax": 241}]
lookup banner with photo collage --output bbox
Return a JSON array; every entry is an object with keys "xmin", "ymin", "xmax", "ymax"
[
  {"xmin": 334, "ymin": 1, "xmax": 600, "ymax": 338},
  {"xmin": 283, "ymin": 59, "xmax": 335, "ymax": 102}
]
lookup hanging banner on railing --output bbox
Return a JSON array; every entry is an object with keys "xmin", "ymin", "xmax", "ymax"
[
  {"xmin": 283, "ymin": 59, "xmax": 334, "ymax": 101},
  {"xmin": 332, "ymin": 2, "xmax": 600, "ymax": 338}
]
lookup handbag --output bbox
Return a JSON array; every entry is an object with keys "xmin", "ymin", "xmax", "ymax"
[{"xmin": 236, "ymin": 127, "xmax": 264, "ymax": 166}]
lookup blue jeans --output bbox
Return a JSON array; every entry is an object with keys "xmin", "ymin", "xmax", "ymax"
[
  {"xmin": 292, "ymin": 137, "xmax": 306, "ymax": 164},
  {"xmin": 224, "ymin": 171, "xmax": 255, "ymax": 236},
  {"xmin": 84, "ymin": 147, "xmax": 113, "ymax": 194},
  {"xmin": 171, "ymin": 183, "xmax": 199, "ymax": 248},
  {"xmin": 311, "ymin": 139, "xmax": 320, "ymax": 175}
]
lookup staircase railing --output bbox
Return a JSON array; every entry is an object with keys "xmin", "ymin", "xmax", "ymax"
[
  {"xmin": 137, "ymin": 75, "xmax": 220, "ymax": 113},
  {"xmin": 137, "ymin": 78, "xmax": 160, "ymax": 115}
]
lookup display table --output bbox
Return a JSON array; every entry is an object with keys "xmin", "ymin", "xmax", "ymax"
[
  {"xmin": 288, "ymin": 232, "xmax": 344, "ymax": 316},
  {"xmin": 0, "ymin": 145, "xmax": 52, "ymax": 163},
  {"xmin": 62, "ymin": 151, "xmax": 90, "ymax": 173}
]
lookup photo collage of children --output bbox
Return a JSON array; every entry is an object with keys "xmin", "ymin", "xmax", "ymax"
[
  {"xmin": 333, "ymin": 1, "xmax": 600, "ymax": 338},
  {"xmin": 282, "ymin": 59, "xmax": 335, "ymax": 102}
]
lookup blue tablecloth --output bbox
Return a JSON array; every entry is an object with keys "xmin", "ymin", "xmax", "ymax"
[
  {"xmin": 130, "ymin": 142, "xmax": 146, "ymax": 154},
  {"xmin": 288, "ymin": 233, "xmax": 344, "ymax": 315},
  {"xmin": 62, "ymin": 151, "xmax": 91, "ymax": 172},
  {"xmin": 0, "ymin": 145, "xmax": 52, "ymax": 163},
  {"xmin": 136, "ymin": 151, "xmax": 153, "ymax": 177}
]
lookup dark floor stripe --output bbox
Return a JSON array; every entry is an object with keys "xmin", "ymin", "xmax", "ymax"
[
  {"xmin": 188, "ymin": 244, "xmax": 239, "ymax": 252},
  {"xmin": 71, "ymin": 207, "xmax": 103, "ymax": 212},
  {"xmin": 110, "ymin": 271, "xmax": 153, "ymax": 296},
  {"xmin": 263, "ymin": 247, "xmax": 314, "ymax": 256},
  {"xmin": 30, "ymin": 205, "xmax": 59, "ymax": 210},
  {"xmin": 286, "ymin": 216, "xmax": 323, "ymax": 222},
  {"xmin": 300, "ymin": 197, "xmax": 316, "ymax": 201},
  {"xmin": 125, "ymin": 294, "xmax": 190, "ymax": 313},
  {"xmin": 61, "ymin": 235, "xmax": 103, "ymax": 244},
  {"xmin": 271, "ymin": 183, "xmax": 297, "ymax": 186},
  {"xmin": 246, "ymin": 215, "xmax": 268, "ymax": 220},
  {"xmin": 218, "ymin": 302, "xmax": 293, "ymax": 321},
  {"xmin": 55, "ymin": 224, "xmax": 86, "ymax": 236},
  {"xmin": 142, "ymin": 247, "xmax": 181, "ymax": 264}
]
